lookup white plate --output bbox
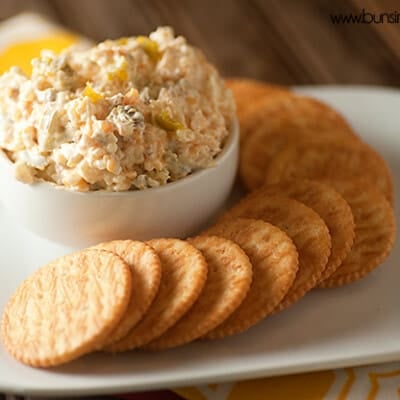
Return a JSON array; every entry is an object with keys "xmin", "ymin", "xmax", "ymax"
[{"xmin": 0, "ymin": 86, "xmax": 399, "ymax": 397}]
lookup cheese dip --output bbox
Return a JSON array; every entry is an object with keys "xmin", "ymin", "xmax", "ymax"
[{"xmin": 0, "ymin": 27, "xmax": 235, "ymax": 191}]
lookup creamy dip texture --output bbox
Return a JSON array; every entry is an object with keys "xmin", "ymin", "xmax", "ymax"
[{"xmin": 0, "ymin": 27, "xmax": 235, "ymax": 191}]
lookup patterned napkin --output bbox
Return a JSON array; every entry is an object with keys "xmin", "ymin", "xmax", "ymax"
[{"xmin": 0, "ymin": 12, "xmax": 399, "ymax": 400}]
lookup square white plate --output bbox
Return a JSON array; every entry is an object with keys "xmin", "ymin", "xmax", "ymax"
[{"xmin": 0, "ymin": 86, "xmax": 399, "ymax": 397}]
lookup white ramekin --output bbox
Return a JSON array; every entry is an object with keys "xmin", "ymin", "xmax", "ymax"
[{"xmin": 0, "ymin": 121, "xmax": 239, "ymax": 247}]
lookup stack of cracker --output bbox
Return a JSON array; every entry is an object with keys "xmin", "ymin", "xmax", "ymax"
[
  {"xmin": 1, "ymin": 79, "xmax": 396, "ymax": 368},
  {"xmin": 1, "ymin": 237, "xmax": 255, "ymax": 366},
  {"xmin": 226, "ymin": 77, "xmax": 395, "ymax": 287}
]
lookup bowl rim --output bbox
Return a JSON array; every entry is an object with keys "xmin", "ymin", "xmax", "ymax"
[{"xmin": 0, "ymin": 118, "xmax": 239, "ymax": 197}]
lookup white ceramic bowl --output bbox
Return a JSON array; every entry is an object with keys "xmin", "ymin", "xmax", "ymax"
[{"xmin": 0, "ymin": 121, "xmax": 238, "ymax": 248}]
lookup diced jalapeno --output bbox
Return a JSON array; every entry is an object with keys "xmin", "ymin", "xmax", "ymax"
[
  {"xmin": 114, "ymin": 68, "xmax": 128, "ymax": 81},
  {"xmin": 155, "ymin": 110, "xmax": 184, "ymax": 131},
  {"xmin": 136, "ymin": 36, "xmax": 160, "ymax": 61},
  {"xmin": 116, "ymin": 37, "xmax": 128, "ymax": 45},
  {"xmin": 83, "ymin": 83, "xmax": 104, "ymax": 102},
  {"xmin": 107, "ymin": 62, "xmax": 128, "ymax": 82}
]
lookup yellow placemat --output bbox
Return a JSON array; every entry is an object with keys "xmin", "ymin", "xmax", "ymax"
[
  {"xmin": 0, "ymin": 13, "xmax": 86, "ymax": 74},
  {"xmin": 174, "ymin": 365, "xmax": 400, "ymax": 399},
  {"xmin": 1, "ymin": 12, "xmax": 399, "ymax": 400}
]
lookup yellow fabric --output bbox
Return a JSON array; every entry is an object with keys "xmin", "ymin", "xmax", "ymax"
[
  {"xmin": 229, "ymin": 371, "xmax": 335, "ymax": 399},
  {"xmin": 174, "ymin": 365, "xmax": 400, "ymax": 399},
  {"xmin": 0, "ymin": 32, "xmax": 78, "ymax": 75},
  {"xmin": 175, "ymin": 370, "xmax": 335, "ymax": 400},
  {"xmin": 2, "ymin": 14, "xmax": 400, "ymax": 400}
]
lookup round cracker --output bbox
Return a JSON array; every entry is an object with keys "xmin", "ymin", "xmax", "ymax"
[
  {"xmin": 106, "ymin": 239, "xmax": 207, "ymax": 352},
  {"xmin": 203, "ymin": 218, "xmax": 298, "ymax": 339},
  {"xmin": 239, "ymin": 92, "xmax": 356, "ymax": 147},
  {"xmin": 318, "ymin": 180, "xmax": 396, "ymax": 288},
  {"xmin": 240, "ymin": 126, "xmax": 359, "ymax": 191},
  {"xmin": 1, "ymin": 249, "xmax": 132, "ymax": 367},
  {"xmin": 221, "ymin": 194, "xmax": 331, "ymax": 310},
  {"xmin": 264, "ymin": 139, "xmax": 394, "ymax": 204},
  {"xmin": 96, "ymin": 240, "xmax": 162, "ymax": 346},
  {"xmin": 145, "ymin": 236, "xmax": 253, "ymax": 349},
  {"xmin": 261, "ymin": 180, "xmax": 355, "ymax": 282},
  {"xmin": 225, "ymin": 78, "xmax": 290, "ymax": 127}
]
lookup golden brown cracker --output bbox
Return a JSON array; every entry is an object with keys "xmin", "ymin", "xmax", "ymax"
[
  {"xmin": 239, "ymin": 92, "xmax": 357, "ymax": 147},
  {"xmin": 203, "ymin": 218, "xmax": 298, "ymax": 339},
  {"xmin": 106, "ymin": 239, "xmax": 207, "ymax": 352},
  {"xmin": 96, "ymin": 240, "xmax": 162, "ymax": 346},
  {"xmin": 261, "ymin": 180, "xmax": 355, "ymax": 282},
  {"xmin": 264, "ymin": 139, "xmax": 394, "ymax": 204},
  {"xmin": 240, "ymin": 125, "xmax": 359, "ymax": 191},
  {"xmin": 225, "ymin": 78, "xmax": 290, "ymax": 123},
  {"xmin": 1, "ymin": 249, "xmax": 132, "ymax": 367},
  {"xmin": 318, "ymin": 180, "xmax": 396, "ymax": 288},
  {"xmin": 145, "ymin": 236, "xmax": 253, "ymax": 349},
  {"xmin": 221, "ymin": 194, "xmax": 331, "ymax": 311}
]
